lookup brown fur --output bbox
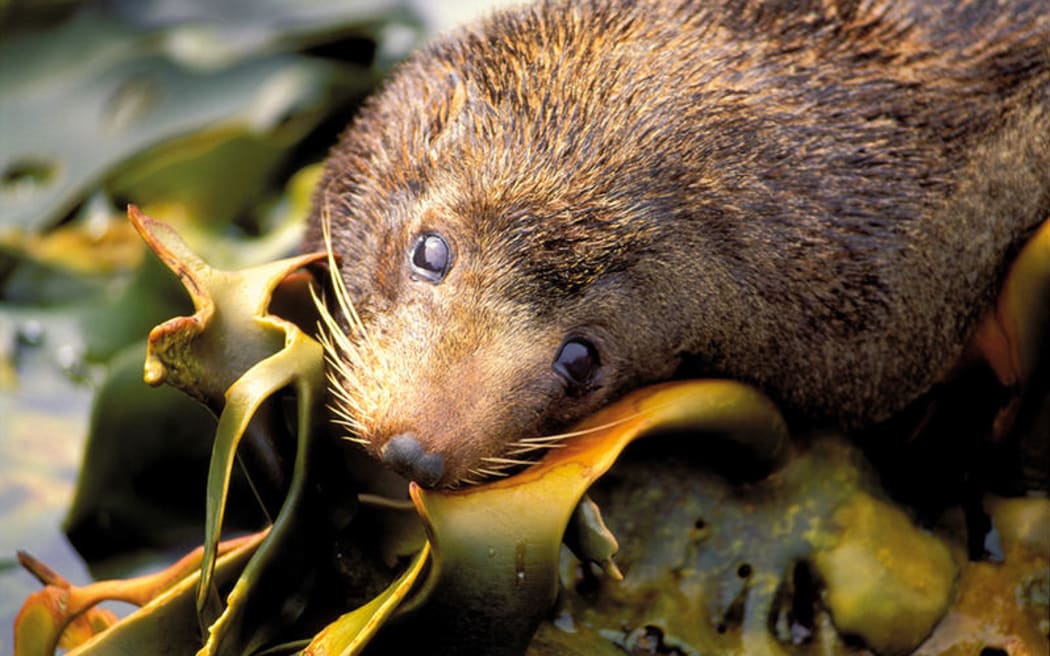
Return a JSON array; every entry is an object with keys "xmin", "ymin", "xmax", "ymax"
[{"xmin": 306, "ymin": 0, "xmax": 1050, "ymax": 487}]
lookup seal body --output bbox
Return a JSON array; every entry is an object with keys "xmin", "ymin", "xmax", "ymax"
[{"xmin": 307, "ymin": 0, "xmax": 1050, "ymax": 488}]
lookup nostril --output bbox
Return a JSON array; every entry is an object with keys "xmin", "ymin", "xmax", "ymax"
[
  {"xmin": 382, "ymin": 432, "xmax": 424, "ymax": 464},
  {"xmin": 381, "ymin": 433, "xmax": 446, "ymax": 488}
]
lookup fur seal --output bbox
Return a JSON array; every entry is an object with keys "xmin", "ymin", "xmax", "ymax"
[{"xmin": 306, "ymin": 0, "xmax": 1050, "ymax": 488}]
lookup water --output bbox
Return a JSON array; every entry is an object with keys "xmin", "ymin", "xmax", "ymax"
[{"xmin": 0, "ymin": 312, "xmax": 96, "ymax": 654}]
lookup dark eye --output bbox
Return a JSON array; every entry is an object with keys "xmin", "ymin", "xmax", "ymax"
[
  {"xmin": 409, "ymin": 233, "xmax": 451, "ymax": 282},
  {"xmin": 552, "ymin": 337, "xmax": 600, "ymax": 388}
]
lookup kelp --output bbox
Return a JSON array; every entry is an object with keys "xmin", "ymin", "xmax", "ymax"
[
  {"xmin": 13, "ymin": 211, "xmax": 1049, "ymax": 655},
  {"xmin": 1, "ymin": 0, "xmax": 411, "ymax": 644},
  {"xmin": 6, "ymin": 0, "xmax": 1048, "ymax": 648}
]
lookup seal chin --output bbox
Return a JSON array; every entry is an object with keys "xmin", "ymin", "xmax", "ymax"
[{"xmin": 381, "ymin": 432, "xmax": 447, "ymax": 488}]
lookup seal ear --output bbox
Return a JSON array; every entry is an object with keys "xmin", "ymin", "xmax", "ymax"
[{"xmin": 425, "ymin": 72, "xmax": 468, "ymax": 149}]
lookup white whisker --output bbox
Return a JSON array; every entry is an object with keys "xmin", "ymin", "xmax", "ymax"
[
  {"xmin": 514, "ymin": 435, "xmax": 571, "ymax": 444},
  {"xmin": 516, "ymin": 411, "xmax": 646, "ymax": 445},
  {"xmin": 504, "ymin": 443, "xmax": 567, "ymax": 456},
  {"xmin": 319, "ymin": 203, "xmax": 376, "ymax": 352},
  {"xmin": 479, "ymin": 456, "xmax": 536, "ymax": 467},
  {"xmin": 327, "ymin": 382, "xmax": 365, "ymax": 412},
  {"xmin": 331, "ymin": 416, "xmax": 363, "ymax": 431},
  {"xmin": 306, "ymin": 198, "xmax": 391, "ymax": 455}
]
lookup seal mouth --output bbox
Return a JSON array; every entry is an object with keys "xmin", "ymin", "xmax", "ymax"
[{"xmin": 380, "ymin": 432, "xmax": 447, "ymax": 488}]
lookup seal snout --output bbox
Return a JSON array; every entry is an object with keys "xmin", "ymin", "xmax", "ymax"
[{"xmin": 381, "ymin": 432, "xmax": 446, "ymax": 488}]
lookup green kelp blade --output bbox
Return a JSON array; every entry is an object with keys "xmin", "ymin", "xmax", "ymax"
[
  {"xmin": 199, "ymin": 330, "xmax": 327, "ymax": 656},
  {"xmin": 128, "ymin": 208, "xmax": 327, "ymax": 626},
  {"xmin": 303, "ymin": 542, "xmax": 431, "ymax": 656},
  {"xmin": 67, "ymin": 532, "xmax": 266, "ymax": 656},
  {"xmin": 130, "ymin": 205, "xmax": 325, "ymax": 405},
  {"xmin": 405, "ymin": 380, "xmax": 790, "ymax": 656},
  {"xmin": 973, "ymin": 217, "xmax": 1050, "ymax": 389},
  {"xmin": 0, "ymin": 10, "xmax": 349, "ymax": 232},
  {"xmin": 195, "ymin": 339, "xmax": 301, "ymax": 626},
  {"xmin": 14, "ymin": 532, "xmax": 265, "ymax": 656},
  {"xmin": 185, "ymin": 272, "xmax": 325, "ymax": 625},
  {"xmin": 972, "ymin": 216, "xmax": 1050, "ymax": 465},
  {"xmin": 563, "ymin": 495, "xmax": 623, "ymax": 581}
]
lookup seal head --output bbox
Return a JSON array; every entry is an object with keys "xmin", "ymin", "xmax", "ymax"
[{"xmin": 308, "ymin": 0, "xmax": 1050, "ymax": 487}]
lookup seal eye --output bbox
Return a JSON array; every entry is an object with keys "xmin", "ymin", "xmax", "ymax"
[
  {"xmin": 552, "ymin": 337, "xmax": 600, "ymax": 388},
  {"xmin": 409, "ymin": 233, "xmax": 451, "ymax": 282}
]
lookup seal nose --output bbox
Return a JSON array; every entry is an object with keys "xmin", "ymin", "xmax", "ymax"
[{"xmin": 381, "ymin": 433, "xmax": 446, "ymax": 488}]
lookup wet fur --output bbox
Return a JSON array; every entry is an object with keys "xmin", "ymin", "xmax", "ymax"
[{"xmin": 307, "ymin": 0, "xmax": 1050, "ymax": 487}]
